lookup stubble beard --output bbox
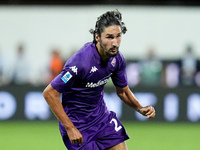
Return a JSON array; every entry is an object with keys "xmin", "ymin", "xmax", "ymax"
[
  {"xmin": 100, "ymin": 41, "xmax": 119, "ymax": 58},
  {"xmin": 105, "ymin": 47, "xmax": 119, "ymax": 57}
]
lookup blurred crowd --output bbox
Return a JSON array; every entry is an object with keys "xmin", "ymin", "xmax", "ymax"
[
  {"xmin": 126, "ymin": 44, "xmax": 200, "ymax": 88},
  {"xmin": 0, "ymin": 43, "xmax": 200, "ymax": 88},
  {"xmin": 0, "ymin": 44, "xmax": 65, "ymax": 87}
]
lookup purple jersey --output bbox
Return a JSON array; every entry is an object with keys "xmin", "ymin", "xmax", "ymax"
[{"xmin": 51, "ymin": 42, "xmax": 127, "ymax": 131}]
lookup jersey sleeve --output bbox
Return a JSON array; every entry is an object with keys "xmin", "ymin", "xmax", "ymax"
[
  {"xmin": 50, "ymin": 50, "xmax": 84, "ymax": 93},
  {"xmin": 111, "ymin": 53, "xmax": 128, "ymax": 88},
  {"xmin": 50, "ymin": 64, "xmax": 78, "ymax": 93}
]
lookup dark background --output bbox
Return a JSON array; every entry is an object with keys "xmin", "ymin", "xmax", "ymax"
[
  {"xmin": 1, "ymin": 85, "xmax": 199, "ymax": 122},
  {"xmin": 0, "ymin": 0, "xmax": 200, "ymax": 6}
]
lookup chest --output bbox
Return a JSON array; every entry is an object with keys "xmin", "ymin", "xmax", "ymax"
[
  {"xmin": 77, "ymin": 58, "xmax": 117, "ymax": 88},
  {"xmin": 88, "ymin": 57, "xmax": 118, "ymax": 80}
]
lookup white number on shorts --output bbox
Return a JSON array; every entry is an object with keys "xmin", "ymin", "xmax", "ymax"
[{"xmin": 110, "ymin": 118, "xmax": 122, "ymax": 132}]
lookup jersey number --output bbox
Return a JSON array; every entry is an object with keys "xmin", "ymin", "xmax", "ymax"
[{"xmin": 110, "ymin": 118, "xmax": 122, "ymax": 132}]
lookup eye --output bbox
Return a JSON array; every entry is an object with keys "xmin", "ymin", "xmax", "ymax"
[
  {"xmin": 106, "ymin": 36, "xmax": 114, "ymax": 39},
  {"xmin": 117, "ymin": 34, "xmax": 121, "ymax": 38}
]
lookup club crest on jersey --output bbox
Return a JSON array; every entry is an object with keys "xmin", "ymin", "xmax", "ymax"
[
  {"xmin": 111, "ymin": 58, "xmax": 116, "ymax": 67},
  {"xmin": 61, "ymin": 71, "xmax": 72, "ymax": 83}
]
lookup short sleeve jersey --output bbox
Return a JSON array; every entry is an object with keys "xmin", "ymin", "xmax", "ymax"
[{"xmin": 51, "ymin": 42, "xmax": 127, "ymax": 130}]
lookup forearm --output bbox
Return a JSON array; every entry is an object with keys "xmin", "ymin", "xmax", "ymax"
[
  {"xmin": 116, "ymin": 86, "xmax": 143, "ymax": 111},
  {"xmin": 116, "ymin": 86, "xmax": 156, "ymax": 118},
  {"xmin": 43, "ymin": 84, "xmax": 84, "ymax": 144},
  {"xmin": 43, "ymin": 84, "xmax": 74, "ymax": 129}
]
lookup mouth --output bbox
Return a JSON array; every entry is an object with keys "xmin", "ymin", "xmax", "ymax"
[{"xmin": 110, "ymin": 47, "xmax": 118, "ymax": 53}]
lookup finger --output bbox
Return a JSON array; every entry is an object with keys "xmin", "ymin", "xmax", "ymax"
[
  {"xmin": 146, "ymin": 107, "xmax": 155, "ymax": 118},
  {"xmin": 72, "ymin": 139, "xmax": 79, "ymax": 144},
  {"xmin": 80, "ymin": 137, "xmax": 83, "ymax": 145},
  {"xmin": 77, "ymin": 138, "xmax": 83, "ymax": 145},
  {"xmin": 139, "ymin": 107, "xmax": 148, "ymax": 116},
  {"xmin": 77, "ymin": 139, "xmax": 83, "ymax": 145},
  {"xmin": 71, "ymin": 137, "xmax": 78, "ymax": 143},
  {"xmin": 147, "ymin": 110, "xmax": 155, "ymax": 118},
  {"xmin": 145, "ymin": 106, "xmax": 153, "ymax": 116},
  {"xmin": 147, "ymin": 113, "xmax": 155, "ymax": 118},
  {"xmin": 71, "ymin": 137, "xmax": 83, "ymax": 145},
  {"xmin": 71, "ymin": 140, "xmax": 75, "ymax": 144},
  {"xmin": 71, "ymin": 139, "xmax": 76, "ymax": 144}
]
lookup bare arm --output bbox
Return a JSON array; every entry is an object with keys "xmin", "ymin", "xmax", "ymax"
[
  {"xmin": 116, "ymin": 86, "xmax": 155, "ymax": 118},
  {"xmin": 43, "ymin": 84, "xmax": 83, "ymax": 144}
]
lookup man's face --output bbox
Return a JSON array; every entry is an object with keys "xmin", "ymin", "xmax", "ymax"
[{"xmin": 96, "ymin": 25, "xmax": 122, "ymax": 58}]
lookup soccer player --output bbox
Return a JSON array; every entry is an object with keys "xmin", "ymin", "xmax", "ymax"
[{"xmin": 43, "ymin": 10, "xmax": 155, "ymax": 150}]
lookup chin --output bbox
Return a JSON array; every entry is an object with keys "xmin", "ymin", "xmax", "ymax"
[{"xmin": 111, "ymin": 52, "xmax": 119, "ymax": 57}]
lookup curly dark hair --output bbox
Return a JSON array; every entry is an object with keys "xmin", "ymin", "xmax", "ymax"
[{"xmin": 89, "ymin": 9, "xmax": 127, "ymax": 43}]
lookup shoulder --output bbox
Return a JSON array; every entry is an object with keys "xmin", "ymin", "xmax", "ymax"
[
  {"xmin": 117, "ymin": 51, "xmax": 126, "ymax": 61},
  {"xmin": 63, "ymin": 42, "xmax": 95, "ymax": 75},
  {"xmin": 69, "ymin": 42, "xmax": 94, "ymax": 62},
  {"xmin": 115, "ymin": 51, "xmax": 126, "ymax": 67}
]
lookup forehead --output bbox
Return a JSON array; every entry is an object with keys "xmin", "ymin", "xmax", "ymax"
[{"xmin": 101, "ymin": 25, "xmax": 122, "ymax": 35}]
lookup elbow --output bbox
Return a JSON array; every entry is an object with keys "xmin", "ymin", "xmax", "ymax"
[
  {"xmin": 43, "ymin": 88, "xmax": 49, "ymax": 100},
  {"xmin": 116, "ymin": 92, "xmax": 123, "ymax": 99},
  {"xmin": 116, "ymin": 90, "xmax": 126, "ymax": 100},
  {"xmin": 115, "ymin": 86, "xmax": 126, "ymax": 99},
  {"xmin": 43, "ymin": 84, "xmax": 60, "ymax": 101},
  {"xmin": 43, "ymin": 86, "xmax": 52, "ymax": 100}
]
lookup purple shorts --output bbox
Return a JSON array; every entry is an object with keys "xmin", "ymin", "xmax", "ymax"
[{"xmin": 59, "ymin": 111, "xmax": 129, "ymax": 150}]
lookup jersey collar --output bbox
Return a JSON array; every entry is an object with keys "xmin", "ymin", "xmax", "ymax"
[{"xmin": 92, "ymin": 43, "xmax": 114, "ymax": 65}]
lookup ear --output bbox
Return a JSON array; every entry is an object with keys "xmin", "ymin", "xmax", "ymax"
[{"xmin": 95, "ymin": 33, "xmax": 100, "ymax": 42}]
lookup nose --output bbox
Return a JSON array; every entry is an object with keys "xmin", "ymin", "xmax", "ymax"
[{"xmin": 112, "ymin": 38, "xmax": 119, "ymax": 47}]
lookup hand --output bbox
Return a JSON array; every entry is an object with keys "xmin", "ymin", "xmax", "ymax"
[
  {"xmin": 66, "ymin": 126, "xmax": 83, "ymax": 145},
  {"xmin": 139, "ymin": 106, "xmax": 155, "ymax": 118}
]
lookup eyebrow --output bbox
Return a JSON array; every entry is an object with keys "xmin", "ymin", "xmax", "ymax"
[
  {"xmin": 105, "ymin": 34, "xmax": 113, "ymax": 36},
  {"xmin": 105, "ymin": 32, "xmax": 122, "ymax": 36}
]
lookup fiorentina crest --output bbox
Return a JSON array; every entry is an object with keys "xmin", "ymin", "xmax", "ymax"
[{"xmin": 111, "ymin": 58, "xmax": 116, "ymax": 67}]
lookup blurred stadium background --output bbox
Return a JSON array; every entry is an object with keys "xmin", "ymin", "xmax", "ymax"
[{"xmin": 0, "ymin": 1, "xmax": 200, "ymax": 150}]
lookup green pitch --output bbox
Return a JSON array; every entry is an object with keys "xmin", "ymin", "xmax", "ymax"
[
  {"xmin": 0, "ymin": 121, "xmax": 199, "ymax": 150},
  {"xmin": 125, "ymin": 122, "xmax": 199, "ymax": 150}
]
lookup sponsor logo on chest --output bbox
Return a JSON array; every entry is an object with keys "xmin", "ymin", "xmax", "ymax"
[{"xmin": 85, "ymin": 73, "xmax": 112, "ymax": 88}]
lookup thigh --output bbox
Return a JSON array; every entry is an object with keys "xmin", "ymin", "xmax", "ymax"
[
  {"xmin": 96, "ymin": 112, "xmax": 129, "ymax": 150},
  {"xmin": 104, "ymin": 141, "xmax": 128, "ymax": 150}
]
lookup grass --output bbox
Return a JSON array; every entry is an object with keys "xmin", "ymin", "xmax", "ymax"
[
  {"xmin": 0, "ymin": 121, "xmax": 66, "ymax": 150},
  {"xmin": 125, "ymin": 122, "xmax": 199, "ymax": 150},
  {"xmin": 0, "ymin": 121, "xmax": 199, "ymax": 150}
]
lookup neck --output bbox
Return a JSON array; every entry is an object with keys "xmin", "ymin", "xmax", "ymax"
[{"xmin": 96, "ymin": 43, "xmax": 109, "ymax": 62}]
